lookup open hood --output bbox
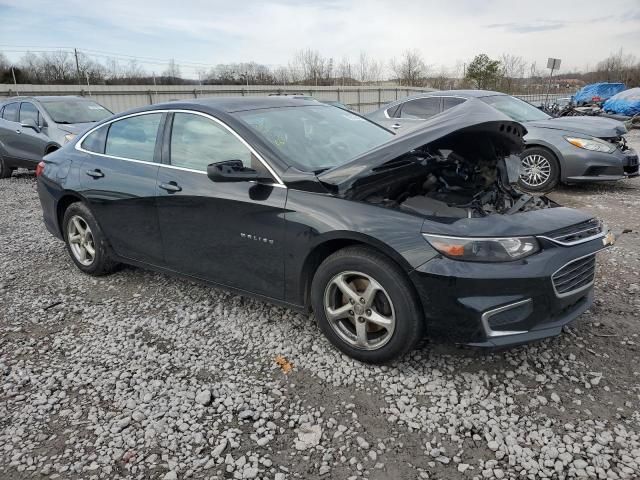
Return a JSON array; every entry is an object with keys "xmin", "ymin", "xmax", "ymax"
[
  {"xmin": 524, "ymin": 116, "xmax": 627, "ymax": 138},
  {"xmin": 318, "ymin": 99, "xmax": 526, "ymax": 196}
]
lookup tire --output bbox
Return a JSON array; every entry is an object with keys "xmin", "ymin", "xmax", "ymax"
[
  {"xmin": 311, "ymin": 246, "xmax": 424, "ymax": 364},
  {"xmin": 518, "ymin": 147, "xmax": 560, "ymax": 193},
  {"xmin": 62, "ymin": 202, "xmax": 117, "ymax": 276},
  {"xmin": 0, "ymin": 156, "xmax": 12, "ymax": 179}
]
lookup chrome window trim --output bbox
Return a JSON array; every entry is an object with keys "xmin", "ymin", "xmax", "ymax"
[
  {"xmin": 383, "ymin": 94, "xmax": 468, "ymax": 119},
  {"xmin": 74, "ymin": 108, "xmax": 286, "ymax": 186},
  {"xmin": 480, "ymin": 298, "xmax": 531, "ymax": 337},
  {"xmin": 551, "ymin": 248, "xmax": 606, "ymax": 298}
]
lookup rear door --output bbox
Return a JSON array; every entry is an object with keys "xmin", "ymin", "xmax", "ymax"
[
  {"xmin": 0, "ymin": 102, "xmax": 24, "ymax": 163},
  {"xmin": 155, "ymin": 111, "xmax": 287, "ymax": 299},
  {"xmin": 78, "ymin": 112, "xmax": 165, "ymax": 265}
]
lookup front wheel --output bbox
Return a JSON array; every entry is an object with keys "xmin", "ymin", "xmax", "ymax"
[
  {"xmin": 518, "ymin": 147, "xmax": 560, "ymax": 193},
  {"xmin": 311, "ymin": 246, "xmax": 424, "ymax": 363}
]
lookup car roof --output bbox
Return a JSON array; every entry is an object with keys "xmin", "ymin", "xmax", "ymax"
[
  {"xmin": 145, "ymin": 96, "xmax": 324, "ymax": 114},
  {"xmin": 1, "ymin": 95, "xmax": 95, "ymax": 104}
]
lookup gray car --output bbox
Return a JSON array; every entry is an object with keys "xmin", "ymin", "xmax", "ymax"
[
  {"xmin": 367, "ymin": 90, "xmax": 639, "ymax": 192},
  {"xmin": 0, "ymin": 96, "xmax": 112, "ymax": 178}
]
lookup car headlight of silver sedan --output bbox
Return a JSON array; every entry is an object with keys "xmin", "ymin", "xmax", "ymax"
[
  {"xmin": 423, "ymin": 234, "xmax": 540, "ymax": 262},
  {"xmin": 564, "ymin": 136, "xmax": 615, "ymax": 154}
]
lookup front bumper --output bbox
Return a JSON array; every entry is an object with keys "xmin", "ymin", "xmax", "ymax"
[
  {"xmin": 409, "ymin": 235, "xmax": 609, "ymax": 347},
  {"xmin": 563, "ymin": 146, "xmax": 639, "ymax": 182}
]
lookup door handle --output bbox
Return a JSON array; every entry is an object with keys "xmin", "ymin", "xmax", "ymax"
[
  {"xmin": 391, "ymin": 123, "xmax": 401, "ymax": 129},
  {"xmin": 86, "ymin": 169, "xmax": 104, "ymax": 178},
  {"xmin": 15, "ymin": 129, "xmax": 21, "ymax": 134},
  {"xmin": 159, "ymin": 182, "xmax": 182, "ymax": 193}
]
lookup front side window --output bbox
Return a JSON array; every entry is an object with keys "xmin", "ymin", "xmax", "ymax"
[
  {"xmin": 399, "ymin": 97, "xmax": 441, "ymax": 119},
  {"xmin": 235, "ymin": 105, "xmax": 393, "ymax": 172},
  {"xmin": 169, "ymin": 113, "xmax": 254, "ymax": 172},
  {"xmin": 105, "ymin": 113, "xmax": 162, "ymax": 162},
  {"xmin": 19, "ymin": 102, "xmax": 40, "ymax": 125},
  {"xmin": 40, "ymin": 100, "xmax": 112, "ymax": 124},
  {"xmin": 2, "ymin": 103, "xmax": 19, "ymax": 122}
]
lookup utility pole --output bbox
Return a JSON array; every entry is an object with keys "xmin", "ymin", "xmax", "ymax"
[
  {"xmin": 11, "ymin": 66, "xmax": 17, "ymax": 86},
  {"xmin": 74, "ymin": 48, "xmax": 82, "ymax": 85}
]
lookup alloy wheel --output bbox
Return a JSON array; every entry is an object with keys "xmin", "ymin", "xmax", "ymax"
[
  {"xmin": 520, "ymin": 154, "xmax": 551, "ymax": 187},
  {"xmin": 323, "ymin": 271, "xmax": 396, "ymax": 351},
  {"xmin": 67, "ymin": 215, "xmax": 96, "ymax": 266}
]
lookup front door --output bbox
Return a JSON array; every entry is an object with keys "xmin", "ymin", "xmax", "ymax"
[
  {"xmin": 78, "ymin": 112, "xmax": 165, "ymax": 265},
  {"xmin": 155, "ymin": 112, "xmax": 287, "ymax": 299},
  {"xmin": 14, "ymin": 102, "xmax": 50, "ymax": 165}
]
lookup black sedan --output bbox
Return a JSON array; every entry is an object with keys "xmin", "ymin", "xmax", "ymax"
[{"xmin": 37, "ymin": 97, "xmax": 613, "ymax": 363}]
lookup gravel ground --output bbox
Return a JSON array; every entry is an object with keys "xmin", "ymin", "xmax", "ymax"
[{"xmin": 1, "ymin": 131, "xmax": 640, "ymax": 480}]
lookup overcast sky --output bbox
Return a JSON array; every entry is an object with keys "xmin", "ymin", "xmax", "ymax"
[{"xmin": 1, "ymin": 0, "xmax": 639, "ymax": 77}]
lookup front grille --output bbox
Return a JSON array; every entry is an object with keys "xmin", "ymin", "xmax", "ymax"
[
  {"xmin": 552, "ymin": 255, "xmax": 596, "ymax": 296},
  {"xmin": 545, "ymin": 218, "xmax": 603, "ymax": 244}
]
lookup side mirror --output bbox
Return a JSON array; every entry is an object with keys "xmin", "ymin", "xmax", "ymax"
[
  {"xmin": 207, "ymin": 159, "xmax": 265, "ymax": 183},
  {"xmin": 20, "ymin": 118, "xmax": 40, "ymax": 133}
]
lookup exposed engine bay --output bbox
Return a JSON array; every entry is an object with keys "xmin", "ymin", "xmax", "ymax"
[{"xmin": 348, "ymin": 127, "xmax": 556, "ymax": 218}]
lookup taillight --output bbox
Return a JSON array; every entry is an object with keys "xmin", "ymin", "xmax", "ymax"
[{"xmin": 36, "ymin": 161, "xmax": 45, "ymax": 177}]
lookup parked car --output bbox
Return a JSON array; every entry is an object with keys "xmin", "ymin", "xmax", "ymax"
[
  {"xmin": 367, "ymin": 90, "xmax": 639, "ymax": 192},
  {"xmin": 37, "ymin": 97, "xmax": 613, "ymax": 363},
  {"xmin": 0, "ymin": 96, "xmax": 112, "ymax": 178}
]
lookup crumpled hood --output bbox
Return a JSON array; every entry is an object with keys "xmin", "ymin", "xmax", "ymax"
[
  {"xmin": 56, "ymin": 122, "xmax": 97, "ymax": 135},
  {"xmin": 525, "ymin": 116, "xmax": 627, "ymax": 138},
  {"xmin": 318, "ymin": 99, "xmax": 526, "ymax": 194}
]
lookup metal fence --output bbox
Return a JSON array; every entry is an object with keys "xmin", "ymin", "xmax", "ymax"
[
  {"xmin": 0, "ymin": 84, "xmax": 573, "ymax": 113},
  {"xmin": 0, "ymin": 84, "xmax": 436, "ymax": 114}
]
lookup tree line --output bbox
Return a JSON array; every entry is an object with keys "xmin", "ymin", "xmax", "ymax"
[{"xmin": 1, "ymin": 48, "xmax": 639, "ymax": 91}]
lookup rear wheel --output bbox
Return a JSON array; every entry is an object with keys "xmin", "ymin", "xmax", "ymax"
[
  {"xmin": 311, "ymin": 246, "xmax": 424, "ymax": 363},
  {"xmin": 63, "ymin": 202, "xmax": 117, "ymax": 276},
  {"xmin": 0, "ymin": 156, "xmax": 12, "ymax": 179},
  {"xmin": 518, "ymin": 147, "xmax": 560, "ymax": 192}
]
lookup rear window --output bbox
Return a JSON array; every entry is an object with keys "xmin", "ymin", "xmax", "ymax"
[
  {"xmin": 104, "ymin": 114, "xmax": 162, "ymax": 162},
  {"xmin": 81, "ymin": 126, "xmax": 108, "ymax": 154},
  {"xmin": 2, "ymin": 103, "xmax": 19, "ymax": 122}
]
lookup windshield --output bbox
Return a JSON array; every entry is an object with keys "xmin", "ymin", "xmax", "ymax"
[
  {"xmin": 234, "ymin": 105, "xmax": 393, "ymax": 172},
  {"xmin": 41, "ymin": 100, "xmax": 112, "ymax": 124},
  {"xmin": 481, "ymin": 95, "xmax": 551, "ymax": 122}
]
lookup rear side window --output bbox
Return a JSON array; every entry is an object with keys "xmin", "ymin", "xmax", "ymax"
[
  {"xmin": 400, "ymin": 97, "xmax": 441, "ymax": 119},
  {"xmin": 81, "ymin": 126, "xmax": 108, "ymax": 154},
  {"xmin": 442, "ymin": 97, "xmax": 466, "ymax": 111},
  {"xmin": 105, "ymin": 113, "xmax": 162, "ymax": 162},
  {"xmin": 2, "ymin": 103, "xmax": 19, "ymax": 122},
  {"xmin": 19, "ymin": 102, "xmax": 40, "ymax": 125}
]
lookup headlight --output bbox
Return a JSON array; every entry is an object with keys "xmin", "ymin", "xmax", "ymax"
[
  {"xmin": 63, "ymin": 133, "xmax": 77, "ymax": 144},
  {"xmin": 423, "ymin": 234, "xmax": 540, "ymax": 262},
  {"xmin": 565, "ymin": 136, "xmax": 615, "ymax": 153}
]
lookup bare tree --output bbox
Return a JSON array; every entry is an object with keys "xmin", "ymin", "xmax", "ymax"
[
  {"xmin": 596, "ymin": 48, "xmax": 638, "ymax": 84},
  {"xmin": 500, "ymin": 53, "xmax": 526, "ymax": 92},
  {"xmin": 337, "ymin": 57, "xmax": 353, "ymax": 86},
  {"xmin": 390, "ymin": 49, "xmax": 427, "ymax": 87},
  {"xmin": 162, "ymin": 58, "xmax": 181, "ymax": 83}
]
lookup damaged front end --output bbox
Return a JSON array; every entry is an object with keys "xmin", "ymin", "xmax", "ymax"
[{"xmin": 318, "ymin": 100, "xmax": 555, "ymax": 219}]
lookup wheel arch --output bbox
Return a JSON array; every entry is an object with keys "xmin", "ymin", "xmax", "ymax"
[
  {"xmin": 297, "ymin": 232, "xmax": 415, "ymax": 310},
  {"xmin": 56, "ymin": 191, "xmax": 89, "ymax": 238},
  {"xmin": 522, "ymin": 142, "xmax": 563, "ymax": 177},
  {"xmin": 44, "ymin": 143, "xmax": 61, "ymax": 155}
]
